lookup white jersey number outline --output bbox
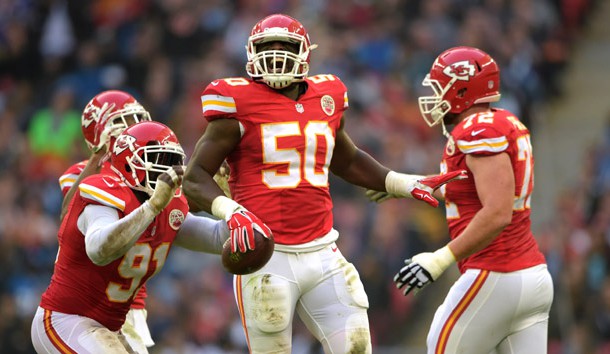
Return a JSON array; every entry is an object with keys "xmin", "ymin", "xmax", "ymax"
[
  {"xmin": 107, "ymin": 243, "xmax": 170, "ymax": 303},
  {"xmin": 261, "ymin": 121, "xmax": 335, "ymax": 188}
]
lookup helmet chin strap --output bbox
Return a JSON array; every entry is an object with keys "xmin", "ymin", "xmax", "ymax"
[{"xmin": 441, "ymin": 120, "xmax": 451, "ymax": 139}]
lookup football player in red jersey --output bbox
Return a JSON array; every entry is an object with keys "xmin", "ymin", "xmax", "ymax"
[
  {"xmin": 32, "ymin": 121, "xmax": 229, "ymax": 354},
  {"xmin": 183, "ymin": 13, "xmax": 465, "ymax": 353},
  {"xmin": 59, "ymin": 90, "xmax": 152, "ymax": 220},
  {"xmin": 393, "ymin": 47, "xmax": 554, "ymax": 353},
  {"xmin": 57, "ymin": 90, "xmax": 158, "ymax": 352}
]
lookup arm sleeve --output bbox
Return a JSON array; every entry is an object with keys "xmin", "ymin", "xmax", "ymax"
[
  {"xmin": 78, "ymin": 202, "xmax": 158, "ymax": 266},
  {"xmin": 173, "ymin": 213, "xmax": 230, "ymax": 254}
]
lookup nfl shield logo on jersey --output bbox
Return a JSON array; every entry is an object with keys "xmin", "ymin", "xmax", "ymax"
[
  {"xmin": 320, "ymin": 95, "xmax": 335, "ymax": 116},
  {"xmin": 295, "ymin": 103, "xmax": 304, "ymax": 113},
  {"xmin": 169, "ymin": 209, "xmax": 185, "ymax": 230}
]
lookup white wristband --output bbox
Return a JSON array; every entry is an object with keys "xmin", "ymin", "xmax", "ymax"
[
  {"xmin": 211, "ymin": 196, "xmax": 242, "ymax": 220},
  {"xmin": 434, "ymin": 246, "xmax": 457, "ymax": 270},
  {"xmin": 385, "ymin": 171, "xmax": 423, "ymax": 196},
  {"xmin": 412, "ymin": 245, "xmax": 457, "ymax": 281}
]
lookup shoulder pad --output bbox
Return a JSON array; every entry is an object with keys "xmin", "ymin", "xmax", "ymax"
[
  {"xmin": 201, "ymin": 77, "xmax": 252, "ymax": 121},
  {"xmin": 78, "ymin": 174, "xmax": 128, "ymax": 212},
  {"xmin": 306, "ymin": 74, "xmax": 346, "ymax": 89},
  {"xmin": 454, "ymin": 111, "xmax": 510, "ymax": 155},
  {"xmin": 59, "ymin": 160, "xmax": 88, "ymax": 194},
  {"xmin": 306, "ymin": 74, "xmax": 348, "ymax": 110}
]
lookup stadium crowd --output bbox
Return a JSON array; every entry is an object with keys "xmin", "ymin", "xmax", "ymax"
[{"xmin": 0, "ymin": 0, "xmax": 603, "ymax": 352}]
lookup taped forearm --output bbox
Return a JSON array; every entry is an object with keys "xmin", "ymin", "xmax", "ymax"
[
  {"xmin": 385, "ymin": 171, "xmax": 425, "ymax": 196},
  {"xmin": 84, "ymin": 202, "xmax": 158, "ymax": 265},
  {"xmin": 211, "ymin": 195, "xmax": 243, "ymax": 220},
  {"xmin": 174, "ymin": 213, "xmax": 230, "ymax": 254}
]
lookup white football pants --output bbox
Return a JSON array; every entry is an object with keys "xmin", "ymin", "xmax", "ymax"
[
  {"xmin": 31, "ymin": 307, "xmax": 150, "ymax": 354},
  {"xmin": 233, "ymin": 242, "xmax": 372, "ymax": 354},
  {"xmin": 427, "ymin": 264, "xmax": 553, "ymax": 354}
]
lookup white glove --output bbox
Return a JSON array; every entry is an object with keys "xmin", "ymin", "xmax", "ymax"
[
  {"xmin": 149, "ymin": 166, "xmax": 183, "ymax": 213},
  {"xmin": 385, "ymin": 170, "xmax": 467, "ymax": 207},
  {"xmin": 394, "ymin": 246, "xmax": 456, "ymax": 295}
]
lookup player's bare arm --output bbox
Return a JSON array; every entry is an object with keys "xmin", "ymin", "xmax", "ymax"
[
  {"xmin": 395, "ymin": 153, "xmax": 514, "ymax": 294},
  {"xmin": 330, "ymin": 117, "xmax": 390, "ymax": 190},
  {"xmin": 446, "ymin": 153, "xmax": 514, "ymax": 260},
  {"xmin": 333, "ymin": 118, "xmax": 466, "ymax": 207},
  {"xmin": 60, "ymin": 149, "xmax": 107, "ymax": 221},
  {"xmin": 183, "ymin": 118, "xmax": 240, "ymax": 213},
  {"xmin": 184, "ymin": 118, "xmax": 271, "ymax": 253}
]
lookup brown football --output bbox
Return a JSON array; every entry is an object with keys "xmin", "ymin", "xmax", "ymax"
[{"xmin": 221, "ymin": 230, "xmax": 274, "ymax": 275}]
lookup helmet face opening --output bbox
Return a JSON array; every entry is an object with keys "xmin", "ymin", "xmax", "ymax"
[
  {"xmin": 418, "ymin": 74, "xmax": 454, "ymax": 127},
  {"xmin": 128, "ymin": 144, "xmax": 185, "ymax": 195},
  {"xmin": 104, "ymin": 105, "xmax": 151, "ymax": 141},
  {"xmin": 110, "ymin": 121, "xmax": 185, "ymax": 196},
  {"xmin": 245, "ymin": 14, "xmax": 314, "ymax": 89}
]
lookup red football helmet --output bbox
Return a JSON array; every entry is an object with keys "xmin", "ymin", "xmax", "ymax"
[
  {"xmin": 110, "ymin": 121, "xmax": 185, "ymax": 196},
  {"xmin": 81, "ymin": 90, "xmax": 151, "ymax": 152},
  {"xmin": 245, "ymin": 14, "xmax": 317, "ymax": 89},
  {"xmin": 418, "ymin": 46, "xmax": 501, "ymax": 127}
]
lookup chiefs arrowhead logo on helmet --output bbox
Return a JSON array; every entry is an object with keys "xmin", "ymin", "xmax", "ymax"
[
  {"xmin": 113, "ymin": 134, "xmax": 136, "ymax": 156},
  {"xmin": 443, "ymin": 60, "xmax": 476, "ymax": 81},
  {"xmin": 82, "ymin": 101, "xmax": 115, "ymax": 128}
]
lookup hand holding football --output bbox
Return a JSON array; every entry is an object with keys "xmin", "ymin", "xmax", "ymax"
[{"xmin": 221, "ymin": 229, "xmax": 274, "ymax": 275}]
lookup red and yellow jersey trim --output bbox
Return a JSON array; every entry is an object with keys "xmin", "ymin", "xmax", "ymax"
[
  {"xmin": 201, "ymin": 94, "xmax": 237, "ymax": 115},
  {"xmin": 58, "ymin": 173, "xmax": 79, "ymax": 192},
  {"xmin": 78, "ymin": 183, "xmax": 126, "ymax": 211},
  {"xmin": 457, "ymin": 136, "xmax": 508, "ymax": 154}
]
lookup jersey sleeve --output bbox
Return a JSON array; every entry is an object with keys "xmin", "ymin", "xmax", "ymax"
[
  {"xmin": 334, "ymin": 75, "xmax": 349, "ymax": 111},
  {"xmin": 200, "ymin": 78, "xmax": 243, "ymax": 122},
  {"xmin": 454, "ymin": 113, "xmax": 512, "ymax": 157},
  {"xmin": 58, "ymin": 161, "xmax": 88, "ymax": 196},
  {"xmin": 78, "ymin": 174, "xmax": 130, "ymax": 212},
  {"xmin": 307, "ymin": 74, "xmax": 349, "ymax": 113}
]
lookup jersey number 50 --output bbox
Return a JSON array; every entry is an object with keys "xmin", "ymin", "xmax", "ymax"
[{"xmin": 261, "ymin": 121, "xmax": 335, "ymax": 188}]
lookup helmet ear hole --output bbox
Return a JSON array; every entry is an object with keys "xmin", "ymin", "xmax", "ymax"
[{"xmin": 457, "ymin": 88, "xmax": 467, "ymax": 98}]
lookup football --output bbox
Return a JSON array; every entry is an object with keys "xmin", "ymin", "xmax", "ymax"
[{"xmin": 221, "ymin": 230, "xmax": 274, "ymax": 275}]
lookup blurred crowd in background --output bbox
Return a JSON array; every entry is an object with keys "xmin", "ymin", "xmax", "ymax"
[{"xmin": 0, "ymin": 0, "xmax": 608, "ymax": 353}]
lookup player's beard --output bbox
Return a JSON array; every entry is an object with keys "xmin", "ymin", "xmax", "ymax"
[{"xmin": 443, "ymin": 113, "xmax": 459, "ymax": 126}]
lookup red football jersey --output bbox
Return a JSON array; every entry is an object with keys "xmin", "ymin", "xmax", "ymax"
[
  {"xmin": 201, "ymin": 76, "xmax": 348, "ymax": 245},
  {"xmin": 58, "ymin": 161, "xmax": 88, "ymax": 196},
  {"xmin": 442, "ymin": 108, "xmax": 546, "ymax": 273},
  {"xmin": 58, "ymin": 160, "xmax": 148, "ymax": 309},
  {"xmin": 59, "ymin": 161, "xmax": 115, "ymax": 196},
  {"xmin": 41, "ymin": 172, "xmax": 188, "ymax": 331}
]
